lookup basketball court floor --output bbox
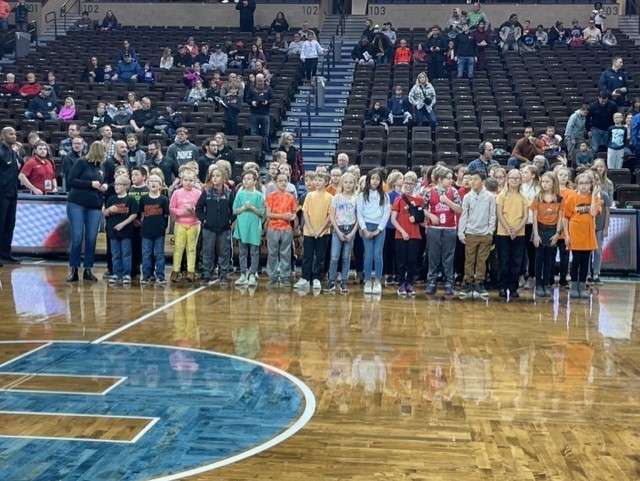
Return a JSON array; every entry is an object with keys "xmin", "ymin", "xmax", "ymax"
[{"xmin": 1, "ymin": 262, "xmax": 639, "ymax": 480}]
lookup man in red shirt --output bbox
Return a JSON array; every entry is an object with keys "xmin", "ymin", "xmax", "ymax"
[{"xmin": 18, "ymin": 140, "xmax": 57, "ymax": 195}]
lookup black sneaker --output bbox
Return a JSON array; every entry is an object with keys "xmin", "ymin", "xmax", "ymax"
[
  {"xmin": 593, "ymin": 277, "xmax": 603, "ymax": 286},
  {"xmin": 324, "ymin": 281, "xmax": 336, "ymax": 292},
  {"xmin": 459, "ymin": 282, "xmax": 472, "ymax": 299},
  {"xmin": 475, "ymin": 282, "xmax": 489, "ymax": 299},
  {"xmin": 510, "ymin": 290, "xmax": 520, "ymax": 299},
  {"xmin": 219, "ymin": 276, "xmax": 229, "ymax": 286},
  {"xmin": 339, "ymin": 281, "xmax": 349, "ymax": 293}
]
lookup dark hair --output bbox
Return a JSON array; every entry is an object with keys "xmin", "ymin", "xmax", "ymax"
[
  {"xmin": 470, "ymin": 171, "xmax": 486, "ymax": 181},
  {"xmin": 362, "ymin": 168, "xmax": 387, "ymax": 205},
  {"xmin": 131, "ymin": 165, "xmax": 147, "ymax": 178}
]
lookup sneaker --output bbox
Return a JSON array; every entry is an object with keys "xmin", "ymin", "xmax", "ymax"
[
  {"xmin": 523, "ymin": 277, "xmax": 534, "ymax": 289},
  {"xmin": 475, "ymin": 282, "xmax": 489, "ymax": 299},
  {"xmin": 425, "ymin": 281, "xmax": 437, "ymax": 295},
  {"xmin": 235, "ymin": 273, "xmax": 248, "ymax": 286},
  {"xmin": 312, "ymin": 279, "xmax": 322, "ymax": 289},
  {"xmin": 339, "ymin": 281, "xmax": 349, "ymax": 293},
  {"xmin": 385, "ymin": 275, "xmax": 397, "ymax": 286},
  {"xmin": 122, "ymin": 275, "xmax": 131, "ymax": 285},
  {"xmin": 108, "ymin": 275, "xmax": 119, "ymax": 285},
  {"xmin": 459, "ymin": 282, "xmax": 472, "ymax": 299},
  {"xmin": 510, "ymin": 290, "xmax": 520, "ymax": 299},
  {"xmin": 280, "ymin": 278, "xmax": 291, "ymax": 288},
  {"xmin": 266, "ymin": 277, "xmax": 278, "ymax": 287},
  {"xmin": 372, "ymin": 280, "xmax": 382, "ymax": 295},
  {"xmin": 535, "ymin": 285, "xmax": 549, "ymax": 298},
  {"xmin": 593, "ymin": 277, "xmax": 603, "ymax": 286},
  {"xmin": 444, "ymin": 282, "xmax": 455, "ymax": 296},
  {"xmin": 406, "ymin": 283, "xmax": 416, "ymax": 297},
  {"xmin": 102, "ymin": 270, "xmax": 113, "ymax": 279},
  {"xmin": 363, "ymin": 281, "xmax": 373, "ymax": 294},
  {"xmin": 219, "ymin": 276, "xmax": 229, "ymax": 286},
  {"xmin": 170, "ymin": 271, "xmax": 180, "ymax": 283},
  {"xmin": 294, "ymin": 278, "xmax": 310, "ymax": 289},
  {"xmin": 200, "ymin": 277, "xmax": 211, "ymax": 286},
  {"xmin": 156, "ymin": 277, "xmax": 167, "ymax": 285},
  {"xmin": 397, "ymin": 284, "xmax": 407, "ymax": 297},
  {"xmin": 247, "ymin": 274, "xmax": 258, "ymax": 286},
  {"xmin": 324, "ymin": 281, "xmax": 336, "ymax": 292},
  {"xmin": 140, "ymin": 277, "xmax": 150, "ymax": 285}
]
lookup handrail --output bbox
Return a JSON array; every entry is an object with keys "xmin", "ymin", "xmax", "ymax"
[
  {"xmin": 44, "ymin": 11, "xmax": 57, "ymax": 39},
  {"xmin": 59, "ymin": 0, "xmax": 82, "ymax": 32},
  {"xmin": 338, "ymin": 10, "xmax": 345, "ymax": 36},
  {"xmin": 314, "ymin": 76, "xmax": 319, "ymax": 116},
  {"xmin": 296, "ymin": 117, "xmax": 303, "ymax": 151},
  {"xmin": 306, "ymin": 91, "xmax": 312, "ymax": 135}
]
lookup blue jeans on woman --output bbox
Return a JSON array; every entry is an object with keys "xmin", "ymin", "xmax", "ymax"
[
  {"xmin": 142, "ymin": 236, "xmax": 165, "ymax": 280},
  {"xmin": 415, "ymin": 107, "xmax": 437, "ymax": 128},
  {"xmin": 328, "ymin": 226, "xmax": 355, "ymax": 282},
  {"xmin": 67, "ymin": 202, "xmax": 102, "ymax": 268},
  {"xmin": 362, "ymin": 222, "xmax": 385, "ymax": 281}
]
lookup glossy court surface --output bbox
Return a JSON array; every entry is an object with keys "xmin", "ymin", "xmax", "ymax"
[{"xmin": 1, "ymin": 263, "xmax": 639, "ymax": 480}]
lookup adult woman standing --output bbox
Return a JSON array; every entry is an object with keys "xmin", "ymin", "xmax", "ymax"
[
  {"xmin": 408, "ymin": 72, "xmax": 437, "ymax": 128},
  {"xmin": 276, "ymin": 132, "xmax": 304, "ymax": 187},
  {"xmin": 65, "ymin": 141, "xmax": 108, "ymax": 282},
  {"xmin": 300, "ymin": 31, "xmax": 326, "ymax": 85}
]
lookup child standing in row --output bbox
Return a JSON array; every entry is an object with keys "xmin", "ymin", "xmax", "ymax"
[
  {"xmin": 233, "ymin": 170, "xmax": 265, "ymax": 287},
  {"xmin": 265, "ymin": 172, "xmax": 298, "ymax": 286},
  {"xmin": 128, "ymin": 166, "xmax": 148, "ymax": 280},
  {"xmin": 139, "ymin": 174, "xmax": 170, "ymax": 285},
  {"xmin": 169, "ymin": 170, "xmax": 202, "ymax": 283},
  {"xmin": 356, "ymin": 168, "xmax": 390, "ymax": 295},
  {"xmin": 384, "ymin": 171, "xmax": 403, "ymax": 286},
  {"xmin": 590, "ymin": 172, "xmax": 611, "ymax": 286},
  {"xmin": 564, "ymin": 172, "xmax": 601, "ymax": 298}
]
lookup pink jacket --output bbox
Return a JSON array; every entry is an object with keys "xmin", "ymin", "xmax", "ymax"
[{"xmin": 169, "ymin": 187, "xmax": 201, "ymax": 226}]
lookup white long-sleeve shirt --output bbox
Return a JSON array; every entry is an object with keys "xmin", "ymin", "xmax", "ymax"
[
  {"xmin": 300, "ymin": 39, "xmax": 324, "ymax": 60},
  {"xmin": 356, "ymin": 190, "xmax": 390, "ymax": 232}
]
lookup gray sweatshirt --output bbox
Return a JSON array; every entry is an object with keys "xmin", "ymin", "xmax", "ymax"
[{"xmin": 458, "ymin": 188, "xmax": 496, "ymax": 238}]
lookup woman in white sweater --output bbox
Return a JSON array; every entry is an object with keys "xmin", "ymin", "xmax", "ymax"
[{"xmin": 300, "ymin": 31, "xmax": 326, "ymax": 84}]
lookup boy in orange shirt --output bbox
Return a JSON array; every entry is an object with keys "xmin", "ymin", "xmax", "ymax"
[{"xmin": 265, "ymin": 172, "xmax": 298, "ymax": 286}]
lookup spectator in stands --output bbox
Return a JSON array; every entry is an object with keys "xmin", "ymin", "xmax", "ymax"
[
  {"xmin": 335, "ymin": 152, "xmax": 350, "ymax": 173},
  {"xmin": 247, "ymin": 73, "xmax": 273, "ymax": 155},
  {"xmin": 160, "ymin": 47, "xmax": 173, "ymax": 71},
  {"xmin": 66, "ymin": 141, "xmax": 108, "ymax": 282},
  {"xmin": 564, "ymin": 103, "xmax": 589, "ymax": 161},
  {"xmin": 59, "ymin": 124, "xmax": 87, "ymax": 157},
  {"xmin": 24, "ymin": 85, "xmax": 57, "ymax": 120},
  {"xmin": 100, "ymin": 125, "xmax": 115, "ymax": 158},
  {"xmin": 198, "ymin": 137, "xmax": 221, "ymax": 182},
  {"xmin": 187, "ymin": 79, "xmax": 207, "ymax": 104},
  {"xmin": 535, "ymin": 25, "xmax": 548, "ymax": 46},
  {"xmin": 174, "ymin": 44, "xmax": 193, "ymax": 69},
  {"xmin": 228, "ymin": 40, "xmax": 246, "ymax": 69},
  {"xmin": 587, "ymin": 91, "xmax": 617, "ymax": 153},
  {"xmin": 0, "ymin": 0, "xmax": 8, "ymax": 31},
  {"xmin": 472, "ymin": 21, "xmax": 491, "ymax": 71},
  {"xmin": 570, "ymin": 18, "xmax": 583, "ymax": 37},
  {"xmin": 88, "ymin": 102, "xmax": 112, "ymax": 131},
  {"xmin": 62, "ymin": 137, "xmax": 85, "ymax": 190},
  {"xmin": 145, "ymin": 140, "xmax": 178, "ymax": 186},
  {"xmin": 351, "ymin": 35, "xmax": 374, "ymax": 66},
  {"xmin": 388, "ymin": 84, "xmax": 411, "ymax": 125},
  {"xmin": 272, "ymin": 33, "xmax": 288, "ymax": 54},
  {"xmin": 254, "ymin": 60, "xmax": 272, "ymax": 84},
  {"xmin": 382, "ymin": 22, "xmax": 396, "ymax": 45},
  {"xmin": 602, "ymin": 28, "xmax": 617, "ymax": 46},
  {"xmin": 194, "ymin": 45, "xmax": 210, "ymax": 68},
  {"xmin": 44, "ymin": 71, "xmax": 61, "ymax": 98},
  {"xmin": 127, "ymin": 96, "xmax": 158, "ymax": 135},
  {"xmin": 508, "ymin": 127, "xmax": 543, "ymax": 168},
  {"xmin": 58, "ymin": 96, "xmax": 76, "ymax": 120},
  {"xmin": 246, "ymin": 43, "xmax": 267, "ymax": 70},
  {"xmin": 270, "ymin": 11, "xmax": 289, "ymax": 33},
  {"xmin": 19, "ymin": 141, "xmax": 56, "ymax": 195},
  {"xmin": 71, "ymin": 11, "xmax": 92, "ymax": 31},
  {"xmin": 599, "ymin": 57, "xmax": 628, "ymax": 107},
  {"xmin": 393, "ymin": 39, "xmax": 411, "ymax": 65},
  {"xmin": 548, "ymin": 21, "xmax": 566, "ymax": 47},
  {"xmin": 207, "ymin": 44, "xmax": 227, "ymax": 73},
  {"xmin": 446, "ymin": 8, "xmax": 465, "ymax": 39},
  {"xmin": 372, "ymin": 28, "xmax": 394, "ymax": 64},
  {"xmin": 236, "ymin": 0, "xmax": 255, "ymax": 33},
  {"xmin": 575, "ymin": 141, "xmax": 594, "ymax": 166},
  {"xmin": 0, "ymin": 127, "xmax": 20, "ymax": 266},
  {"xmin": 592, "ymin": 3, "xmax": 606, "ymax": 32},
  {"xmin": 583, "ymin": 19, "xmax": 601, "ymax": 45},
  {"xmin": 299, "ymin": 21, "xmax": 315, "ymax": 40},
  {"xmin": 413, "ymin": 42, "xmax": 427, "ymax": 66},
  {"xmin": 19, "ymin": 72, "xmax": 40, "ymax": 99},
  {"xmin": 468, "ymin": 142, "xmax": 499, "ymax": 177},
  {"xmin": 11, "ymin": 0, "xmax": 29, "ymax": 32},
  {"xmin": 166, "ymin": 128, "xmax": 199, "ymax": 166},
  {"xmin": 408, "ymin": 72, "xmax": 436, "ymax": 128},
  {"xmin": 81, "ymin": 57, "xmax": 104, "ymax": 84},
  {"xmin": 116, "ymin": 40, "xmax": 137, "ymax": 64},
  {"xmin": 113, "ymin": 53, "xmax": 141, "ymax": 84},
  {"xmin": 221, "ymin": 84, "xmax": 242, "ymax": 136},
  {"xmin": 498, "ymin": 14, "xmax": 522, "ymax": 53},
  {"xmin": 362, "ymin": 19, "xmax": 375, "ymax": 43},
  {"xmin": 184, "ymin": 36, "xmax": 198, "ymax": 58},
  {"xmin": 455, "ymin": 23, "xmax": 476, "ymax": 79},
  {"xmin": 206, "ymin": 73, "xmax": 222, "ymax": 100},
  {"xmin": 288, "ymin": 32, "xmax": 304, "ymax": 58},
  {"xmin": 364, "ymin": 100, "xmax": 388, "ymax": 131},
  {"xmin": 301, "ymin": 31, "xmax": 326, "ymax": 84},
  {"xmin": 426, "ymin": 26, "xmax": 446, "ymax": 79},
  {"xmin": 100, "ymin": 10, "xmax": 118, "ymax": 31},
  {"xmin": 155, "ymin": 103, "xmax": 181, "ymax": 138},
  {"xmin": 0, "ymin": 73, "xmax": 20, "ymax": 98},
  {"xmin": 467, "ymin": 2, "xmax": 489, "ymax": 30},
  {"xmin": 140, "ymin": 62, "xmax": 155, "ymax": 85},
  {"xmin": 183, "ymin": 62, "xmax": 205, "ymax": 88}
]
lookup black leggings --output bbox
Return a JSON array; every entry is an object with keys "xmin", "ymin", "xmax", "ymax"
[
  {"xmin": 570, "ymin": 250, "xmax": 592, "ymax": 283},
  {"xmin": 304, "ymin": 57, "xmax": 318, "ymax": 81}
]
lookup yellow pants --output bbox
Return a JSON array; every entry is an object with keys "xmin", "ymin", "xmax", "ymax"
[{"xmin": 173, "ymin": 223, "xmax": 201, "ymax": 272}]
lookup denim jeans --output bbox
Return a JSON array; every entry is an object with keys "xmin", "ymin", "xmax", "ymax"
[
  {"xmin": 142, "ymin": 236, "xmax": 165, "ymax": 279},
  {"xmin": 362, "ymin": 222, "xmax": 385, "ymax": 281},
  {"xmin": 591, "ymin": 230, "xmax": 604, "ymax": 277},
  {"xmin": 201, "ymin": 229, "xmax": 231, "ymax": 280},
  {"xmin": 415, "ymin": 108, "xmax": 437, "ymax": 128},
  {"xmin": 250, "ymin": 113, "xmax": 270, "ymax": 154},
  {"xmin": 328, "ymin": 227, "xmax": 355, "ymax": 282},
  {"xmin": 457, "ymin": 56, "xmax": 474, "ymax": 79},
  {"xmin": 590, "ymin": 127, "xmax": 607, "ymax": 153},
  {"xmin": 67, "ymin": 202, "xmax": 102, "ymax": 268},
  {"xmin": 25, "ymin": 111, "xmax": 55, "ymax": 120},
  {"xmin": 0, "ymin": 18, "xmax": 7, "ymax": 31},
  {"xmin": 110, "ymin": 237, "xmax": 132, "ymax": 278}
]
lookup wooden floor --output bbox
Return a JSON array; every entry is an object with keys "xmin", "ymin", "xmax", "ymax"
[{"xmin": 1, "ymin": 263, "xmax": 640, "ymax": 481}]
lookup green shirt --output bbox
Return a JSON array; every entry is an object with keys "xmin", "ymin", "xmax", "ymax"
[{"xmin": 232, "ymin": 189, "xmax": 265, "ymax": 245}]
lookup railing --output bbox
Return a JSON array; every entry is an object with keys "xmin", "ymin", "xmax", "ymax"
[
  {"xmin": 336, "ymin": 10, "xmax": 345, "ymax": 36},
  {"xmin": 44, "ymin": 11, "xmax": 57, "ymax": 39},
  {"xmin": 306, "ymin": 90, "xmax": 312, "ymax": 136},
  {"xmin": 296, "ymin": 117, "xmax": 303, "ymax": 151},
  {"xmin": 59, "ymin": 0, "xmax": 81, "ymax": 32}
]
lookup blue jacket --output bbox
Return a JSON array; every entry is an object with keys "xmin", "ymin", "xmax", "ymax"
[
  {"xmin": 630, "ymin": 112, "xmax": 640, "ymax": 145},
  {"xmin": 598, "ymin": 67, "xmax": 628, "ymax": 104},
  {"xmin": 116, "ymin": 60, "xmax": 141, "ymax": 82},
  {"xmin": 27, "ymin": 94, "xmax": 56, "ymax": 115}
]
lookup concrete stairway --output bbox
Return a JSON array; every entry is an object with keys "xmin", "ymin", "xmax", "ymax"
[{"xmin": 617, "ymin": 15, "xmax": 640, "ymax": 45}]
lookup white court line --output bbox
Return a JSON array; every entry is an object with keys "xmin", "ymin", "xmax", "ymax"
[
  {"xmin": 0, "ymin": 372, "xmax": 127, "ymax": 396},
  {"xmin": 0, "ymin": 342, "xmax": 51, "ymax": 369},
  {"xmin": 91, "ymin": 286, "xmax": 207, "ymax": 344}
]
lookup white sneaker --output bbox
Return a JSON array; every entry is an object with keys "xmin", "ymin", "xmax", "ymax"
[
  {"xmin": 372, "ymin": 280, "xmax": 382, "ymax": 294},
  {"xmin": 248, "ymin": 273, "xmax": 257, "ymax": 286},
  {"xmin": 294, "ymin": 278, "xmax": 310, "ymax": 289},
  {"xmin": 312, "ymin": 279, "xmax": 322, "ymax": 289},
  {"xmin": 235, "ymin": 273, "xmax": 248, "ymax": 286},
  {"xmin": 364, "ymin": 281, "xmax": 373, "ymax": 294}
]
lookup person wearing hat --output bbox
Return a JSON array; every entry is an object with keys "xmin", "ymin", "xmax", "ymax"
[
  {"xmin": 207, "ymin": 44, "xmax": 228, "ymax": 74},
  {"xmin": 228, "ymin": 40, "xmax": 246, "ymax": 69},
  {"xmin": 372, "ymin": 28, "xmax": 393, "ymax": 64},
  {"xmin": 24, "ymin": 85, "xmax": 57, "ymax": 120},
  {"xmin": 173, "ymin": 44, "xmax": 193, "ymax": 69},
  {"xmin": 113, "ymin": 52, "xmax": 141, "ymax": 83},
  {"xmin": 236, "ymin": 0, "xmax": 256, "ymax": 33}
]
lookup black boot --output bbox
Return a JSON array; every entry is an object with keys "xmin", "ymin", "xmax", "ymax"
[
  {"xmin": 83, "ymin": 269, "xmax": 98, "ymax": 282},
  {"xmin": 66, "ymin": 267, "xmax": 78, "ymax": 282}
]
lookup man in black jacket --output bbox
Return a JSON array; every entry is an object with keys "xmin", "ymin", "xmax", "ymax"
[
  {"xmin": 236, "ymin": 0, "xmax": 255, "ymax": 33},
  {"xmin": 455, "ymin": 23, "xmax": 476, "ymax": 79},
  {"xmin": 0, "ymin": 127, "xmax": 20, "ymax": 265},
  {"xmin": 246, "ymin": 73, "xmax": 274, "ymax": 156},
  {"xmin": 426, "ymin": 26, "xmax": 447, "ymax": 79},
  {"xmin": 587, "ymin": 92, "xmax": 618, "ymax": 153}
]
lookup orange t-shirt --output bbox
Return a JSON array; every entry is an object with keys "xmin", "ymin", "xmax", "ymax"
[
  {"xmin": 265, "ymin": 190, "xmax": 297, "ymax": 230},
  {"xmin": 530, "ymin": 195, "xmax": 564, "ymax": 227},
  {"xmin": 564, "ymin": 193, "xmax": 600, "ymax": 251},
  {"xmin": 326, "ymin": 185, "xmax": 337, "ymax": 195}
]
